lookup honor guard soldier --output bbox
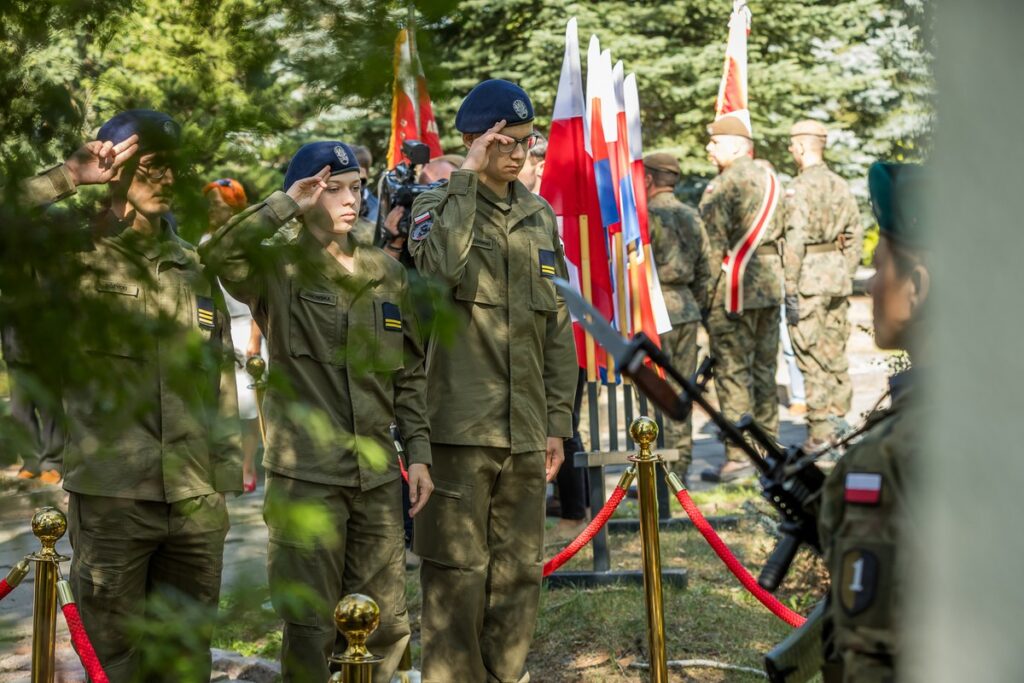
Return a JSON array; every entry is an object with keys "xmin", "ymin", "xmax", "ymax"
[
  {"xmin": 19, "ymin": 110, "xmax": 242, "ymax": 680},
  {"xmin": 644, "ymin": 152, "xmax": 711, "ymax": 480},
  {"xmin": 784, "ymin": 120, "xmax": 865, "ymax": 449},
  {"xmin": 408, "ymin": 79, "xmax": 578, "ymax": 683},
  {"xmin": 200, "ymin": 141, "xmax": 433, "ymax": 682},
  {"xmin": 699, "ymin": 116, "xmax": 800, "ymax": 482},
  {"xmin": 818, "ymin": 163, "xmax": 926, "ymax": 681}
]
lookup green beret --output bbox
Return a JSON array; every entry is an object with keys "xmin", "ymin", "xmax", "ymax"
[{"xmin": 868, "ymin": 162, "xmax": 926, "ymax": 249}]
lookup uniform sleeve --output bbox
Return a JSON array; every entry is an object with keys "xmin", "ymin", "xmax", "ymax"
[
  {"xmin": 698, "ymin": 186, "xmax": 729, "ymax": 305},
  {"xmin": 197, "ymin": 191, "xmax": 299, "ymax": 308},
  {"xmin": 210, "ymin": 307, "xmax": 243, "ymax": 494},
  {"xmin": 408, "ymin": 170, "xmax": 480, "ymax": 287},
  {"xmin": 544, "ymin": 211, "xmax": 580, "ymax": 438},
  {"xmin": 782, "ymin": 187, "xmax": 807, "ymax": 298},
  {"xmin": 840, "ymin": 192, "xmax": 864, "ymax": 279},
  {"xmin": 691, "ymin": 216, "xmax": 713, "ymax": 312},
  {"xmin": 393, "ymin": 267, "xmax": 431, "ymax": 467},
  {"xmin": 18, "ymin": 165, "xmax": 77, "ymax": 208}
]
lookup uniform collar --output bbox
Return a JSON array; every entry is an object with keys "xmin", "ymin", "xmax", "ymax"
[
  {"xmin": 110, "ymin": 217, "xmax": 190, "ymax": 265},
  {"xmin": 476, "ymin": 179, "xmax": 546, "ymax": 228},
  {"xmin": 296, "ymin": 227, "xmax": 386, "ymax": 289}
]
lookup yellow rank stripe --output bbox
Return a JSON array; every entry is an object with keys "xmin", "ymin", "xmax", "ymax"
[
  {"xmin": 384, "ymin": 319, "xmax": 402, "ymax": 329},
  {"xmin": 540, "ymin": 266, "xmax": 556, "ymax": 275}
]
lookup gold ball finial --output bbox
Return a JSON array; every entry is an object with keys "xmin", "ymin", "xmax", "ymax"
[
  {"xmin": 630, "ymin": 416, "xmax": 659, "ymax": 448},
  {"xmin": 245, "ymin": 356, "xmax": 266, "ymax": 382},
  {"xmin": 333, "ymin": 594, "xmax": 382, "ymax": 663},
  {"xmin": 31, "ymin": 507, "xmax": 67, "ymax": 557}
]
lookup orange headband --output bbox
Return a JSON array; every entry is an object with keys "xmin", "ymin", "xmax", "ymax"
[{"xmin": 203, "ymin": 178, "xmax": 248, "ymax": 212}]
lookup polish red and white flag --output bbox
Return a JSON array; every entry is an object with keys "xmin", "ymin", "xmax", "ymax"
[
  {"xmin": 387, "ymin": 28, "xmax": 443, "ymax": 168},
  {"xmin": 714, "ymin": 0, "xmax": 753, "ymax": 138},
  {"xmin": 844, "ymin": 473, "xmax": 883, "ymax": 505}
]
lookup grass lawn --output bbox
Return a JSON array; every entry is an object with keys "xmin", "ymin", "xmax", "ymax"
[{"xmin": 212, "ymin": 482, "xmax": 827, "ymax": 682}]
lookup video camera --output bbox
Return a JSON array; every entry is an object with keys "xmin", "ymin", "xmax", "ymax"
[{"xmin": 375, "ymin": 140, "xmax": 447, "ymax": 243}]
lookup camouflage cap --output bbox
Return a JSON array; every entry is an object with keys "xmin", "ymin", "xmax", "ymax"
[
  {"xmin": 707, "ymin": 116, "xmax": 752, "ymax": 140},
  {"xmin": 868, "ymin": 162, "xmax": 926, "ymax": 248},
  {"xmin": 643, "ymin": 152, "xmax": 681, "ymax": 176},
  {"xmin": 790, "ymin": 120, "xmax": 829, "ymax": 139}
]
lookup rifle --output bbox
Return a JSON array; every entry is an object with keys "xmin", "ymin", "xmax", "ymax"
[{"xmin": 554, "ymin": 279, "xmax": 826, "ymax": 591}]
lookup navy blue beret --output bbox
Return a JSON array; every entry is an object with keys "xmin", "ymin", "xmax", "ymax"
[
  {"xmin": 455, "ymin": 79, "xmax": 535, "ymax": 134},
  {"xmin": 97, "ymin": 109, "xmax": 180, "ymax": 153},
  {"xmin": 869, "ymin": 162, "xmax": 925, "ymax": 248},
  {"xmin": 283, "ymin": 141, "xmax": 360, "ymax": 190}
]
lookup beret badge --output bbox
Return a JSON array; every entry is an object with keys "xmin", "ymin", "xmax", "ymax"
[
  {"xmin": 513, "ymin": 99, "xmax": 529, "ymax": 120},
  {"xmin": 334, "ymin": 145, "xmax": 350, "ymax": 166}
]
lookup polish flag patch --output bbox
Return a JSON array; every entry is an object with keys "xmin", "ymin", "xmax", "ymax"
[{"xmin": 844, "ymin": 472, "xmax": 883, "ymax": 505}]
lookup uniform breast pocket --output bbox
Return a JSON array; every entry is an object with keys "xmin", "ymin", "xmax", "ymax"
[
  {"xmin": 529, "ymin": 240, "xmax": 558, "ymax": 313},
  {"xmin": 87, "ymin": 279, "xmax": 148, "ymax": 358},
  {"xmin": 345, "ymin": 293, "xmax": 404, "ymax": 373},
  {"xmin": 289, "ymin": 285, "xmax": 342, "ymax": 365},
  {"xmin": 454, "ymin": 236, "xmax": 503, "ymax": 306}
]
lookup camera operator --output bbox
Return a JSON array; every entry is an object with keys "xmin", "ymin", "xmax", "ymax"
[{"xmin": 376, "ymin": 141, "xmax": 452, "ymax": 265}]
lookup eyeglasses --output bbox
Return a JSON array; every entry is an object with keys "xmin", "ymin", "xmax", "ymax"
[
  {"xmin": 135, "ymin": 164, "xmax": 172, "ymax": 181},
  {"xmin": 496, "ymin": 132, "xmax": 542, "ymax": 155}
]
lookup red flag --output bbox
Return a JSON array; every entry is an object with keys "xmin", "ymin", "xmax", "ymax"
[
  {"xmin": 541, "ymin": 19, "xmax": 613, "ymax": 378},
  {"xmin": 387, "ymin": 28, "xmax": 443, "ymax": 169},
  {"xmin": 714, "ymin": 1, "xmax": 753, "ymax": 138}
]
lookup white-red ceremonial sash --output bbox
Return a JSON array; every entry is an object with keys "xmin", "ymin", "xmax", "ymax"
[{"xmin": 721, "ymin": 168, "xmax": 779, "ymax": 315}]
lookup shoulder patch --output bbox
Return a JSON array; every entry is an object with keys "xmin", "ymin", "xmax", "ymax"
[
  {"xmin": 839, "ymin": 548, "xmax": 879, "ymax": 616},
  {"xmin": 844, "ymin": 472, "xmax": 883, "ymax": 505},
  {"xmin": 410, "ymin": 212, "xmax": 433, "ymax": 241}
]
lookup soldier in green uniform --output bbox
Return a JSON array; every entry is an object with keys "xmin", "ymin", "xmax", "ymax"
[
  {"xmin": 699, "ymin": 116, "xmax": 800, "ymax": 481},
  {"xmin": 644, "ymin": 152, "xmax": 711, "ymax": 479},
  {"xmin": 19, "ymin": 110, "xmax": 242, "ymax": 680},
  {"xmin": 785, "ymin": 120, "xmax": 864, "ymax": 449},
  {"xmin": 817, "ymin": 162, "xmax": 926, "ymax": 681},
  {"xmin": 200, "ymin": 141, "xmax": 433, "ymax": 682},
  {"xmin": 408, "ymin": 79, "xmax": 578, "ymax": 683}
]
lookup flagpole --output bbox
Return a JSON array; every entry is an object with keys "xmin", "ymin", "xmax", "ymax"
[{"xmin": 579, "ymin": 215, "xmax": 598, "ymax": 384}]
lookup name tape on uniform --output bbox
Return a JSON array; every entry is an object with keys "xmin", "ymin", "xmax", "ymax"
[{"xmin": 844, "ymin": 472, "xmax": 882, "ymax": 505}]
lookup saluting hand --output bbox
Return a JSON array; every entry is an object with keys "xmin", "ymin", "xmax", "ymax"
[
  {"xmin": 407, "ymin": 463, "xmax": 434, "ymax": 517},
  {"xmin": 63, "ymin": 134, "xmax": 140, "ymax": 187},
  {"xmin": 545, "ymin": 436, "xmax": 565, "ymax": 482},
  {"xmin": 286, "ymin": 165, "xmax": 331, "ymax": 215},
  {"xmin": 461, "ymin": 120, "xmax": 515, "ymax": 173}
]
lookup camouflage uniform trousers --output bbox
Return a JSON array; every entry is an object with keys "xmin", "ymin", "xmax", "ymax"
[
  {"xmin": 264, "ymin": 473, "xmax": 410, "ymax": 683},
  {"xmin": 660, "ymin": 321, "xmax": 700, "ymax": 476},
  {"xmin": 68, "ymin": 492, "xmax": 229, "ymax": 683},
  {"xmin": 707, "ymin": 304, "xmax": 780, "ymax": 463},
  {"xmin": 789, "ymin": 295, "xmax": 852, "ymax": 440}
]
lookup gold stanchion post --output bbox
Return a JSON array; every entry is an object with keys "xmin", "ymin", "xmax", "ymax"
[
  {"xmin": 629, "ymin": 417, "xmax": 669, "ymax": 683},
  {"xmin": 328, "ymin": 593, "xmax": 383, "ymax": 683},
  {"xmin": 28, "ymin": 507, "xmax": 69, "ymax": 683},
  {"xmin": 245, "ymin": 356, "xmax": 268, "ymax": 445}
]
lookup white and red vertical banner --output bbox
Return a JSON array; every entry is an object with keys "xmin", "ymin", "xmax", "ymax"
[
  {"xmin": 387, "ymin": 27, "xmax": 443, "ymax": 169},
  {"xmin": 541, "ymin": 18, "xmax": 614, "ymax": 377},
  {"xmin": 714, "ymin": 0, "xmax": 753, "ymax": 138}
]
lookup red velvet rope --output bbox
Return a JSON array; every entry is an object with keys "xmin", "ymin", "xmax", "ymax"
[
  {"xmin": 61, "ymin": 602, "xmax": 110, "ymax": 683},
  {"xmin": 0, "ymin": 579, "xmax": 12, "ymax": 602},
  {"xmin": 543, "ymin": 486, "xmax": 628, "ymax": 577},
  {"xmin": 673, "ymin": 488, "xmax": 806, "ymax": 628}
]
